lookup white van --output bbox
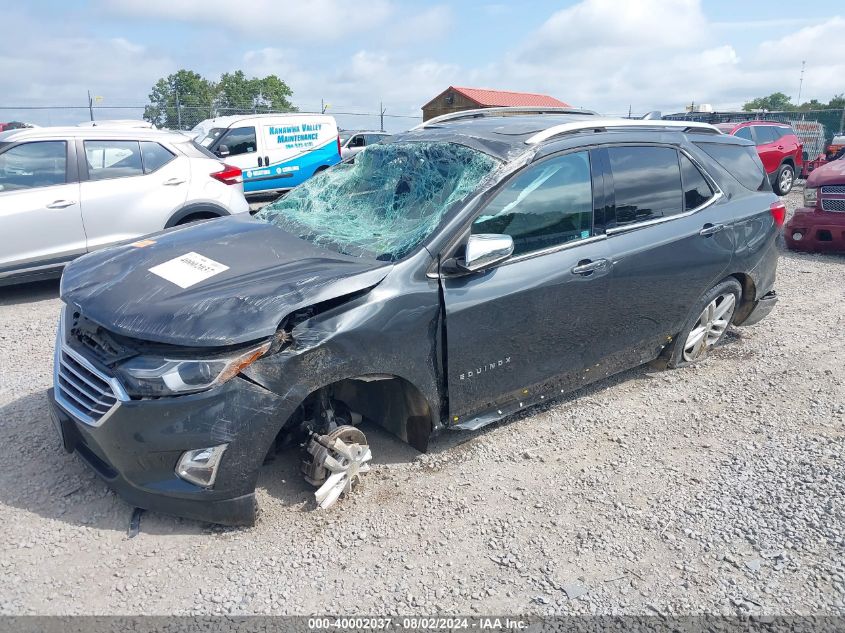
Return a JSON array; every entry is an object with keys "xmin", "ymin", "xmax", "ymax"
[{"xmin": 194, "ymin": 113, "xmax": 341, "ymax": 194}]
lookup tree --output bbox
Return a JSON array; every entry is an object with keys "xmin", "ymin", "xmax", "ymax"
[
  {"xmin": 216, "ymin": 71, "xmax": 295, "ymax": 112},
  {"xmin": 143, "ymin": 70, "xmax": 215, "ymax": 129},
  {"xmin": 828, "ymin": 94, "xmax": 845, "ymax": 109},
  {"xmin": 143, "ymin": 69, "xmax": 296, "ymax": 129},
  {"xmin": 742, "ymin": 92, "xmax": 795, "ymax": 112}
]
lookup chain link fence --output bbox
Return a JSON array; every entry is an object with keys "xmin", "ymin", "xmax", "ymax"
[
  {"xmin": 0, "ymin": 103, "xmax": 422, "ymax": 135},
  {"xmin": 664, "ymin": 109, "xmax": 845, "ymax": 160}
]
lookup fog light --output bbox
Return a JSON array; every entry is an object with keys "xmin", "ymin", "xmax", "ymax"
[
  {"xmin": 792, "ymin": 231, "xmax": 804, "ymax": 241},
  {"xmin": 176, "ymin": 444, "xmax": 228, "ymax": 487}
]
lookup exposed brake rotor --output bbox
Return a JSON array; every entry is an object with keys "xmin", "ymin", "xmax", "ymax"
[{"xmin": 302, "ymin": 425, "xmax": 372, "ymax": 509}]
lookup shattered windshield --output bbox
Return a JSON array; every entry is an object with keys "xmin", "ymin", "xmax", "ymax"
[{"xmin": 256, "ymin": 142, "xmax": 499, "ymax": 261}]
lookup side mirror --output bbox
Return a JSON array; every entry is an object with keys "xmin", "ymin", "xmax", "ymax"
[
  {"xmin": 460, "ymin": 233, "xmax": 514, "ymax": 272},
  {"xmin": 216, "ymin": 144, "xmax": 230, "ymax": 157}
]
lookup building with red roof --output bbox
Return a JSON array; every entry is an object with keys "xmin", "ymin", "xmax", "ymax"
[{"xmin": 421, "ymin": 86, "xmax": 570, "ymax": 121}]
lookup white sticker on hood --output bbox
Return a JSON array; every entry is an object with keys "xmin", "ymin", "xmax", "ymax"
[{"xmin": 148, "ymin": 252, "xmax": 229, "ymax": 288}]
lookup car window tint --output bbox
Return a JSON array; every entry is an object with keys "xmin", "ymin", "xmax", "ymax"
[
  {"xmin": 472, "ymin": 151, "xmax": 593, "ymax": 256},
  {"xmin": 680, "ymin": 154, "xmax": 714, "ymax": 210},
  {"xmin": 754, "ymin": 126, "xmax": 778, "ymax": 145},
  {"xmin": 349, "ymin": 135, "xmax": 365, "ymax": 148},
  {"xmin": 734, "ymin": 127, "xmax": 753, "ymax": 142},
  {"xmin": 220, "ymin": 127, "xmax": 256, "ymax": 156},
  {"xmin": 695, "ymin": 142, "xmax": 768, "ymax": 191},
  {"xmin": 140, "ymin": 141, "xmax": 174, "ymax": 173},
  {"xmin": 85, "ymin": 140, "xmax": 143, "ymax": 181},
  {"xmin": 608, "ymin": 146, "xmax": 682, "ymax": 226},
  {"xmin": 0, "ymin": 141, "xmax": 66, "ymax": 191}
]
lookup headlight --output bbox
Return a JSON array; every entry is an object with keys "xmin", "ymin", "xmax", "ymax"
[
  {"xmin": 116, "ymin": 341, "xmax": 271, "ymax": 397},
  {"xmin": 804, "ymin": 187, "xmax": 818, "ymax": 207}
]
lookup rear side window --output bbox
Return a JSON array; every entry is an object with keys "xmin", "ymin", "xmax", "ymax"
[
  {"xmin": 754, "ymin": 126, "xmax": 778, "ymax": 145},
  {"xmin": 140, "ymin": 142, "xmax": 174, "ymax": 173},
  {"xmin": 680, "ymin": 154, "xmax": 714, "ymax": 210},
  {"xmin": 733, "ymin": 127, "xmax": 753, "ymax": 142},
  {"xmin": 472, "ymin": 151, "xmax": 593, "ymax": 256},
  {"xmin": 0, "ymin": 141, "xmax": 66, "ymax": 191},
  {"xmin": 695, "ymin": 142, "xmax": 768, "ymax": 191},
  {"xmin": 84, "ymin": 140, "xmax": 143, "ymax": 180},
  {"xmin": 608, "ymin": 146, "xmax": 682, "ymax": 226}
]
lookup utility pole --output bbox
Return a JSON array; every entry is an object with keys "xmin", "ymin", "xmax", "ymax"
[
  {"xmin": 797, "ymin": 60, "xmax": 806, "ymax": 106},
  {"xmin": 88, "ymin": 90, "xmax": 94, "ymax": 121},
  {"xmin": 380, "ymin": 101, "xmax": 386, "ymax": 131},
  {"xmin": 176, "ymin": 91, "xmax": 182, "ymax": 129},
  {"xmin": 627, "ymin": 104, "xmax": 632, "ymax": 119}
]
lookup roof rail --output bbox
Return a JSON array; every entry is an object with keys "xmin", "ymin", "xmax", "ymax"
[
  {"xmin": 413, "ymin": 106, "xmax": 598, "ymax": 130},
  {"xmin": 524, "ymin": 118, "xmax": 721, "ymax": 145}
]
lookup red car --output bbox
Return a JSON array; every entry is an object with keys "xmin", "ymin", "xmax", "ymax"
[
  {"xmin": 716, "ymin": 121, "xmax": 803, "ymax": 195},
  {"xmin": 785, "ymin": 157, "xmax": 845, "ymax": 252}
]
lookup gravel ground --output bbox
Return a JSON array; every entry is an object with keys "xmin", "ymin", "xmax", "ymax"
[{"xmin": 0, "ymin": 188, "xmax": 842, "ymax": 616}]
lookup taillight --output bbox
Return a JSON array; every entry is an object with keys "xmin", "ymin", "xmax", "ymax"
[
  {"xmin": 211, "ymin": 164, "xmax": 242, "ymax": 185},
  {"xmin": 770, "ymin": 201, "xmax": 786, "ymax": 228},
  {"xmin": 336, "ymin": 134, "xmax": 342, "ymax": 157}
]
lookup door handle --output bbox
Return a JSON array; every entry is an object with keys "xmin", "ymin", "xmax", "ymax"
[
  {"xmin": 699, "ymin": 223, "xmax": 725, "ymax": 237},
  {"xmin": 571, "ymin": 258, "xmax": 609, "ymax": 276},
  {"xmin": 46, "ymin": 199, "xmax": 76, "ymax": 209},
  {"xmin": 163, "ymin": 178, "xmax": 185, "ymax": 186}
]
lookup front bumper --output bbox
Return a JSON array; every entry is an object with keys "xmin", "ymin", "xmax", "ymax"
[
  {"xmin": 48, "ymin": 373, "xmax": 290, "ymax": 526},
  {"xmin": 785, "ymin": 207, "xmax": 845, "ymax": 252}
]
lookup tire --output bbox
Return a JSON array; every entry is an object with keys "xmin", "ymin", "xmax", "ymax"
[
  {"xmin": 663, "ymin": 278, "xmax": 742, "ymax": 369},
  {"xmin": 773, "ymin": 163, "xmax": 794, "ymax": 195},
  {"xmin": 174, "ymin": 212, "xmax": 218, "ymax": 227}
]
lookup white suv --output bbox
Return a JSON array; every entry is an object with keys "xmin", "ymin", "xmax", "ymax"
[{"xmin": 0, "ymin": 126, "xmax": 249, "ymax": 285}]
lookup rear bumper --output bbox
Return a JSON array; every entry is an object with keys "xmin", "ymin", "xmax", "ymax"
[
  {"xmin": 785, "ymin": 207, "xmax": 845, "ymax": 252},
  {"xmin": 738, "ymin": 290, "xmax": 778, "ymax": 327}
]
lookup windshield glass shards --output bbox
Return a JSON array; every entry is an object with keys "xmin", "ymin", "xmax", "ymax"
[{"xmin": 256, "ymin": 141, "xmax": 499, "ymax": 261}]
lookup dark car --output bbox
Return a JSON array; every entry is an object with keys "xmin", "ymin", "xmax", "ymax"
[
  {"xmin": 715, "ymin": 121, "xmax": 803, "ymax": 195},
  {"xmin": 49, "ymin": 108, "xmax": 781, "ymax": 525},
  {"xmin": 785, "ymin": 155, "xmax": 845, "ymax": 252}
]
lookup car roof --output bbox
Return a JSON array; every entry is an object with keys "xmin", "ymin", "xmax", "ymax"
[
  {"xmin": 0, "ymin": 126, "xmax": 194, "ymax": 144},
  {"xmin": 196, "ymin": 112, "xmax": 333, "ymax": 129},
  {"xmin": 393, "ymin": 110, "xmax": 720, "ymax": 161},
  {"xmin": 717, "ymin": 120, "xmax": 793, "ymax": 131}
]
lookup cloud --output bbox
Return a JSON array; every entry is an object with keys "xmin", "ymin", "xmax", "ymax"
[
  {"xmin": 105, "ymin": 0, "xmax": 394, "ymax": 40},
  {"xmin": 484, "ymin": 0, "xmax": 845, "ymax": 114},
  {"xmin": 384, "ymin": 6, "xmax": 454, "ymax": 45}
]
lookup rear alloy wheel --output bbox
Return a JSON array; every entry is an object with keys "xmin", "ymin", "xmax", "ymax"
[
  {"xmin": 682, "ymin": 293, "xmax": 736, "ymax": 362},
  {"xmin": 663, "ymin": 278, "xmax": 742, "ymax": 368},
  {"xmin": 774, "ymin": 163, "xmax": 794, "ymax": 195}
]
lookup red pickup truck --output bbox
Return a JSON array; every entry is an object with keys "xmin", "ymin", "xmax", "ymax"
[
  {"xmin": 716, "ymin": 121, "xmax": 804, "ymax": 195},
  {"xmin": 785, "ymin": 157, "xmax": 845, "ymax": 252}
]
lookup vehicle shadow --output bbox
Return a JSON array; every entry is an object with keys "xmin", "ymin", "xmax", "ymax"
[{"xmin": 0, "ymin": 279, "xmax": 60, "ymax": 306}]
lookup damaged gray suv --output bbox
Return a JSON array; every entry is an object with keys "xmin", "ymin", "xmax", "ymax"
[{"xmin": 49, "ymin": 108, "xmax": 781, "ymax": 525}]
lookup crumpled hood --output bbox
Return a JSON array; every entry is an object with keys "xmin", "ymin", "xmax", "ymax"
[{"xmin": 61, "ymin": 215, "xmax": 391, "ymax": 347}]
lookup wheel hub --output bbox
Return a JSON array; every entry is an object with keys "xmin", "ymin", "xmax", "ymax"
[{"xmin": 303, "ymin": 425, "xmax": 372, "ymax": 509}]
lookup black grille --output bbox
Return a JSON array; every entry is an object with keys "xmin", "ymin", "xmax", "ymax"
[
  {"xmin": 56, "ymin": 350, "xmax": 118, "ymax": 422},
  {"xmin": 821, "ymin": 199, "xmax": 845, "ymax": 212},
  {"xmin": 821, "ymin": 185, "xmax": 845, "ymax": 195}
]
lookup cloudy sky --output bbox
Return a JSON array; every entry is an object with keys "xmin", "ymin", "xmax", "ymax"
[{"xmin": 2, "ymin": 0, "xmax": 843, "ymax": 131}]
